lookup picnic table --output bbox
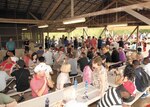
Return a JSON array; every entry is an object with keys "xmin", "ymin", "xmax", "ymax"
[{"xmin": 17, "ymin": 82, "xmax": 101, "ymax": 107}]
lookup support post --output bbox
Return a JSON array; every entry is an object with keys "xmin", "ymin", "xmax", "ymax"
[
  {"xmin": 136, "ymin": 26, "xmax": 139, "ymax": 51},
  {"xmin": 99, "ymin": 27, "xmax": 106, "ymax": 37},
  {"xmin": 125, "ymin": 26, "xmax": 138, "ymax": 42}
]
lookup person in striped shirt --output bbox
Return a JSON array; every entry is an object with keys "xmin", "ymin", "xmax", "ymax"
[{"xmin": 97, "ymin": 81, "xmax": 135, "ymax": 107}]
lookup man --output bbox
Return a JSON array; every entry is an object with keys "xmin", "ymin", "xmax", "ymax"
[
  {"xmin": 97, "ymin": 81, "xmax": 135, "ymax": 107},
  {"xmin": 30, "ymin": 59, "xmax": 54, "ymax": 97},
  {"xmin": 11, "ymin": 60, "xmax": 30, "ymax": 102},
  {"xmin": 118, "ymin": 38, "xmax": 124, "ymax": 48},
  {"xmin": 92, "ymin": 56, "xmax": 108, "ymax": 96},
  {"xmin": 0, "ymin": 71, "xmax": 10, "ymax": 92},
  {"xmin": 78, "ymin": 52, "xmax": 88, "ymax": 72},
  {"xmin": 43, "ymin": 48, "xmax": 53, "ymax": 66},
  {"xmin": 98, "ymin": 36, "xmax": 103, "ymax": 49},
  {"xmin": 6, "ymin": 38, "xmax": 15, "ymax": 55}
]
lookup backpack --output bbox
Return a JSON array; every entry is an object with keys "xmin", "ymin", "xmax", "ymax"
[{"xmin": 135, "ymin": 67, "xmax": 150, "ymax": 92}]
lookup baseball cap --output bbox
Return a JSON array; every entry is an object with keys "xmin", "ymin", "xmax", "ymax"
[
  {"xmin": 34, "ymin": 63, "xmax": 52, "ymax": 73},
  {"xmin": 123, "ymin": 81, "xmax": 135, "ymax": 95}
]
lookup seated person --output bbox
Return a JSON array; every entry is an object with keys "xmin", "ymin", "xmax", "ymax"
[
  {"xmin": 0, "ymin": 93, "xmax": 17, "ymax": 107},
  {"xmin": 0, "ymin": 57, "xmax": 15, "ymax": 75},
  {"xmin": 11, "ymin": 60, "xmax": 30, "ymax": 102},
  {"xmin": 29, "ymin": 52, "xmax": 38, "ymax": 68},
  {"xmin": 63, "ymin": 88, "xmax": 87, "ymax": 107},
  {"xmin": 83, "ymin": 63, "xmax": 93, "ymax": 85},
  {"xmin": 68, "ymin": 54, "xmax": 78, "ymax": 76},
  {"xmin": 0, "ymin": 71, "xmax": 10, "ymax": 92},
  {"xmin": 118, "ymin": 47, "xmax": 126, "ymax": 62},
  {"xmin": 115, "ymin": 64, "xmax": 135, "ymax": 85},
  {"xmin": 111, "ymin": 47, "xmax": 120, "ymax": 62},
  {"xmin": 30, "ymin": 63, "xmax": 54, "ymax": 98},
  {"xmin": 101, "ymin": 45, "xmax": 111, "ymax": 62},
  {"xmin": 36, "ymin": 46, "xmax": 44, "ymax": 57},
  {"xmin": 78, "ymin": 52, "xmax": 88, "ymax": 72},
  {"xmin": 143, "ymin": 57, "xmax": 150, "ymax": 76},
  {"xmin": 22, "ymin": 50, "xmax": 31, "ymax": 67},
  {"xmin": 97, "ymin": 81, "xmax": 135, "ymax": 107},
  {"xmin": 57, "ymin": 58, "xmax": 71, "ymax": 90},
  {"xmin": 92, "ymin": 56, "xmax": 108, "ymax": 96},
  {"xmin": 8, "ymin": 51, "xmax": 19, "ymax": 63}
]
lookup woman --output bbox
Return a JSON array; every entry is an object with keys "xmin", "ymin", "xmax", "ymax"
[
  {"xmin": 56, "ymin": 58, "xmax": 71, "ymax": 90},
  {"xmin": 92, "ymin": 56, "xmax": 108, "ymax": 96},
  {"xmin": 22, "ymin": 51, "xmax": 31, "ymax": 67},
  {"xmin": 28, "ymin": 52, "xmax": 38, "ymax": 68},
  {"xmin": 115, "ymin": 64, "xmax": 135, "ymax": 85}
]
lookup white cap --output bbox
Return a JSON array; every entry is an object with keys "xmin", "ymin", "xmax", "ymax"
[{"xmin": 34, "ymin": 63, "xmax": 52, "ymax": 73}]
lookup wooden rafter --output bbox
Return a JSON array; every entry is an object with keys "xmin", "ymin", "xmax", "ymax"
[
  {"xmin": 29, "ymin": 12, "xmax": 39, "ymax": 20},
  {"xmin": 35, "ymin": 0, "xmax": 44, "ymax": 14},
  {"xmin": 42, "ymin": 0, "xmax": 54, "ymax": 18},
  {"xmin": 43, "ymin": 0, "xmax": 64, "ymax": 20},
  {"xmin": 26, "ymin": 0, "xmax": 34, "ymax": 13}
]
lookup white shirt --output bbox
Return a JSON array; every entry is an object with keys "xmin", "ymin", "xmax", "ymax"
[
  {"xmin": 144, "ymin": 63, "xmax": 150, "ymax": 76},
  {"xmin": 65, "ymin": 100, "xmax": 87, "ymax": 107},
  {"xmin": 43, "ymin": 51, "xmax": 53, "ymax": 65},
  {"xmin": 11, "ymin": 56, "xmax": 19, "ymax": 62},
  {"xmin": 0, "ymin": 71, "xmax": 10, "ymax": 91},
  {"xmin": 57, "ymin": 72, "xmax": 70, "ymax": 90}
]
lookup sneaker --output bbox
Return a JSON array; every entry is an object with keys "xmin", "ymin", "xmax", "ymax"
[{"xmin": 18, "ymin": 96, "xmax": 25, "ymax": 103}]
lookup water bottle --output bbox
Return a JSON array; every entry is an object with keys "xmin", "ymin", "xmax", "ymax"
[
  {"xmin": 45, "ymin": 98, "xmax": 49, "ymax": 107},
  {"xmin": 74, "ymin": 79, "xmax": 78, "ymax": 90},
  {"xmin": 85, "ymin": 81, "xmax": 88, "ymax": 92}
]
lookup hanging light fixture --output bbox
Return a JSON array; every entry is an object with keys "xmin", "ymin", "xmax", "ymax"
[
  {"xmin": 22, "ymin": 28, "xmax": 27, "ymax": 30},
  {"xmin": 57, "ymin": 28, "xmax": 66, "ymax": 30},
  {"xmin": 38, "ymin": 24, "xmax": 49, "ymax": 28},
  {"xmin": 107, "ymin": 23, "xmax": 128, "ymax": 27},
  {"xmin": 63, "ymin": 18, "xmax": 86, "ymax": 25}
]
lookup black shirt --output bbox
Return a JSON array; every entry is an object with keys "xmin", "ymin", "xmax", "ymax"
[
  {"xmin": 104, "ymin": 52, "xmax": 111, "ymax": 62},
  {"xmin": 11, "ymin": 68, "xmax": 30, "ymax": 92},
  {"xmin": 118, "ymin": 41, "xmax": 124, "ymax": 48},
  {"xmin": 111, "ymin": 50, "xmax": 120, "ymax": 62}
]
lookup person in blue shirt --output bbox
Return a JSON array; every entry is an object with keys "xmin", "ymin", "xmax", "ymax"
[{"xmin": 6, "ymin": 38, "xmax": 15, "ymax": 55}]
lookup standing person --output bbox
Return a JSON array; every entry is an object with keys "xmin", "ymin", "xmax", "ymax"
[
  {"xmin": 43, "ymin": 48, "xmax": 53, "ymax": 66},
  {"xmin": 106, "ymin": 37, "xmax": 110, "ymax": 46},
  {"xmin": 64, "ymin": 37, "xmax": 69, "ymax": 53},
  {"xmin": 51, "ymin": 36, "xmax": 55, "ymax": 48},
  {"xmin": 45, "ymin": 36, "xmax": 48, "ymax": 49},
  {"xmin": 92, "ymin": 56, "xmax": 108, "ymax": 96},
  {"xmin": 143, "ymin": 38, "xmax": 147, "ymax": 52},
  {"xmin": 98, "ymin": 36, "xmax": 103, "ymax": 49},
  {"xmin": 86, "ymin": 36, "xmax": 91, "ymax": 48},
  {"xmin": 24, "ymin": 38, "xmax": 29, "ymax": 52},
  {"xmin": 29, "ymin": 40, "xmax": 35, "ymax": 53},
  {"xmin": 6, "ymin": 38, "xmax": 15, "ymax": 55},
  {"xmin": 118, "ymin": 38, "xmax": 124, "ymax": 48},
  {"xmin": 74, "ymin": 37, "xmax": 78, "ymax": 49},
  {"xmin": 91, "ymin": 36, "xmax": 97, "ymax": 49},
  {"xmin": 11, "ymin": 60, "xmax": 30, "ymax": 102},
  {"xmin": 97, "ymin": 81, "xmax": 135, "ymax": 107}
]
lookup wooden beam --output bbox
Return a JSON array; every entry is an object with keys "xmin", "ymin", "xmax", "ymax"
[
  {"xmin": 42, "ymin": 1, "xmax": 54, "ymax": 17},
  {"xmin": 29, "ymin": 12, "xmax": 39, "ymax": 20},
  {"xmin": 43, "ymin": 0, "xmax": 64, "ymax": 20},
  {"xmin": 71, "ymin": 0, "xmax": 74, "ymax": 17},
  {"xmin": 56, "ymin": 2, "xmax": 150, "ymax": 22},
  {"xmin": 125, "ymin": 9, "xmax": 150, "ymax": 25},
  {"xmin": 26, "ymin": 0, "xmax": 34, "ymax": 13},
  {"xmin": 136, "ymin": 26, "xmax": 139, "ymax": 50},
  {"xmin": 0, "ymin": 18, "xmax": 48, "ymax": 24}
]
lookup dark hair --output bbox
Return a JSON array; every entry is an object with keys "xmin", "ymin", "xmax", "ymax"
[
  {"xmin": 39, "ymin": 46, "xmax": 43, "ymax": 49},
  {"xmin": 132, "ymin": 60, "xmax": 140, "ymax": 67},
  {"xmin": 116, "ymin": 84, "xmax": 128, "ymax": 93},
  {"xmin": 143, "ymin": 57, "xmax": 150, "ymax": 65},
  {"xmin": 38, "ymin": 56, "xmax": 45, "ymax": 62},
  {"xmin": 81, "ymin": 52, "xmax": 86, "ymax": 57},
  {"xmin": 31, "ymin": 52, "xmax": 37, "ymax": 60},
  {"xmin": 123, "ymin": 64, "xmax": 135, "ymax": 81}
]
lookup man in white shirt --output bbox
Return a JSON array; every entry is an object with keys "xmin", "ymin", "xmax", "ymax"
[
  {"xmin": 0, "ymin": 71, "xmax": 10, "ymax": 92},
  {"xmin": 143, "ymin": 57, "xmax": 150, "ymax": 76},
  {"xmin": 43, "ymin": 48, "xmax": 53, "ymax": 66}
]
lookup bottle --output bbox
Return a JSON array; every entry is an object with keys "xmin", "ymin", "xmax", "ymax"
[
  {"xmin": 45, "ymin": 98, "xmax": 49, "ymax": 107},
  {"xmin": 85, "ymin": 81, "xmax": 88, "ymax": 92},
  {"xmin": 74, "ymin": 79, "xmax": 78, "ymax": 90}
]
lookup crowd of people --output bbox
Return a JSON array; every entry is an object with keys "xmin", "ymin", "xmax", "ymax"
[{"xmin": 0, "ymin": 35, "xmax": 150, "ymax": 107}]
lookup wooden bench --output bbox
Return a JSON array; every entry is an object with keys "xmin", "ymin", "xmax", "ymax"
[
  {"xmin": 7, "ymin": 88, "xmax": 31, "ymax": 97},
  {"xmin": 70, "ymin": 71, "xmax": 83, "ymax": 83}
]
